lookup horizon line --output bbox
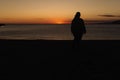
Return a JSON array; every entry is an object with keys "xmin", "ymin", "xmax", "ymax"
[{"xmin": 0, "ymin": 19, "xmax": 120, "ymax": 25}]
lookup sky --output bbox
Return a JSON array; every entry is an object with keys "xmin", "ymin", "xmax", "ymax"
[{"xmin": 0, "ymin": 0, "xmax": 120, "ymax": 24}]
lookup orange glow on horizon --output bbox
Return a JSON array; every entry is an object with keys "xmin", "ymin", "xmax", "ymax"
[
  {"xmin": 56, "ymin": 21, "xmax": 64, "ymax": 24},
  {"xmin": 0, "ymin": 18, "xmax": 71, "ymax": 24},
  {"xmin": 52, "ymin": 18, "xmax": 70, "ymax": 24},
  {"xmin": 0, "ymin": 0, "xmax": 120, "ymax": 24}
]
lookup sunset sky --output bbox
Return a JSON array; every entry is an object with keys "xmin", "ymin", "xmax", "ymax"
[{"xmin": 0, "ymin": 0, "xmax": 120, "ymax": 24}]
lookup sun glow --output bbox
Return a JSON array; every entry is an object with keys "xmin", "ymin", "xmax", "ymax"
[
  {"xmin": 52, "ymin": 18, "xmax": 68, "ymax": 24},
  {"xmin": 55, "ymin": 21, "xmax": 64, "ymax": 24}
]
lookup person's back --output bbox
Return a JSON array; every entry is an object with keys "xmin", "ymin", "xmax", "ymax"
[
  {"xmin": 71, "ymin": 18, "xmax": 85, "ymax": 34},
  {"xmin": 71, "ymin": 12, "xmax": 86, "ymax": 41}
]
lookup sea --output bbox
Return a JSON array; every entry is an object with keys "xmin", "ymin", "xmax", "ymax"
[{"xmin": 0, "ymin": 24, "xmax": 120, "ymax": 40}]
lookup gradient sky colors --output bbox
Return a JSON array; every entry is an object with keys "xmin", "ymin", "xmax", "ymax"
[{"xmin": 0, "ymin": 0, "xmax": 120, "ymax": 24}]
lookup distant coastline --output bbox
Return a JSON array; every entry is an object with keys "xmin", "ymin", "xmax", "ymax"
[
  {"xmin": 0, "ymin": 24, "xmax": 5, "ymax": 26},
  {"xmin": 95, "ymin": 20, "xmax": 120, "ymax": 25}
]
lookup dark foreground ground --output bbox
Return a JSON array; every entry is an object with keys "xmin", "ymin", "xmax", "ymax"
[{"xmin": 0, "ymin": 40, "xmax": 120, "ymax": 80}]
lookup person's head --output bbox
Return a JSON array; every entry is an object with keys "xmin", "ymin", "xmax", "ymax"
[{"xmin": 75, "ymin": 12, "xmax": 81, "ymax": 18}]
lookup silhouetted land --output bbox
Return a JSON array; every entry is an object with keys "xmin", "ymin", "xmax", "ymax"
[
  {"xmin": 97, "ymin": 20, "xmax": 120, "ymax": 24},
  {"xmin": 0, "ymin": 24, "xmax": 5, "ymax": 26},
  {"xmin": 0, "ymin": 40, "xmax": 120, "ymax": 80}
]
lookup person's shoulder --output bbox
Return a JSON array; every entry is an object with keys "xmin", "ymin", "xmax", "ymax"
[
  {"xmin": 79, "ymin": 18, "xmax": 84, "ymax": 21},
  {"xmin": 79, "ymin": 18, "xmax": 84, "ymax": 22}
]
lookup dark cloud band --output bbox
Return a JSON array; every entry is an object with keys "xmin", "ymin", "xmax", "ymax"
[{"xmin": 98, "ymin": 15, "xmax": 120, "ymax": 17}]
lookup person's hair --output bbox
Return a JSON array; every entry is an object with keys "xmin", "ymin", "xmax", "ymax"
[
  {"xmin": 73, "ymin": 12, "xmax": 81, "ymax": 20},
  {"xmin": 75, "ymin": 12, "xmax": 81, "ymax": 18}
]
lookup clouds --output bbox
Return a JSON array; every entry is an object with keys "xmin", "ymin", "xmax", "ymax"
[{"xmin": 98, "ymin": 14, "xmax": 120, "ymax": 17}]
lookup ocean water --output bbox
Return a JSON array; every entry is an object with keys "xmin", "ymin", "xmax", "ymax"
[{"xmin": 0, "ymin": 24, "xmax": 120, "ymax": 40}]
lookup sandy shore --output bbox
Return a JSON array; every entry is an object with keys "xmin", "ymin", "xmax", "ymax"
[{"xmin": 0, "ymin": 40, "xmax": 120, "ymax": 80}]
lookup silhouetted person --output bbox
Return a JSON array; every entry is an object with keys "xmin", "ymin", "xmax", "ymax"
[{"xmin": 71, "ymin": 12, "xmax": 86, "ymax": 48}]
